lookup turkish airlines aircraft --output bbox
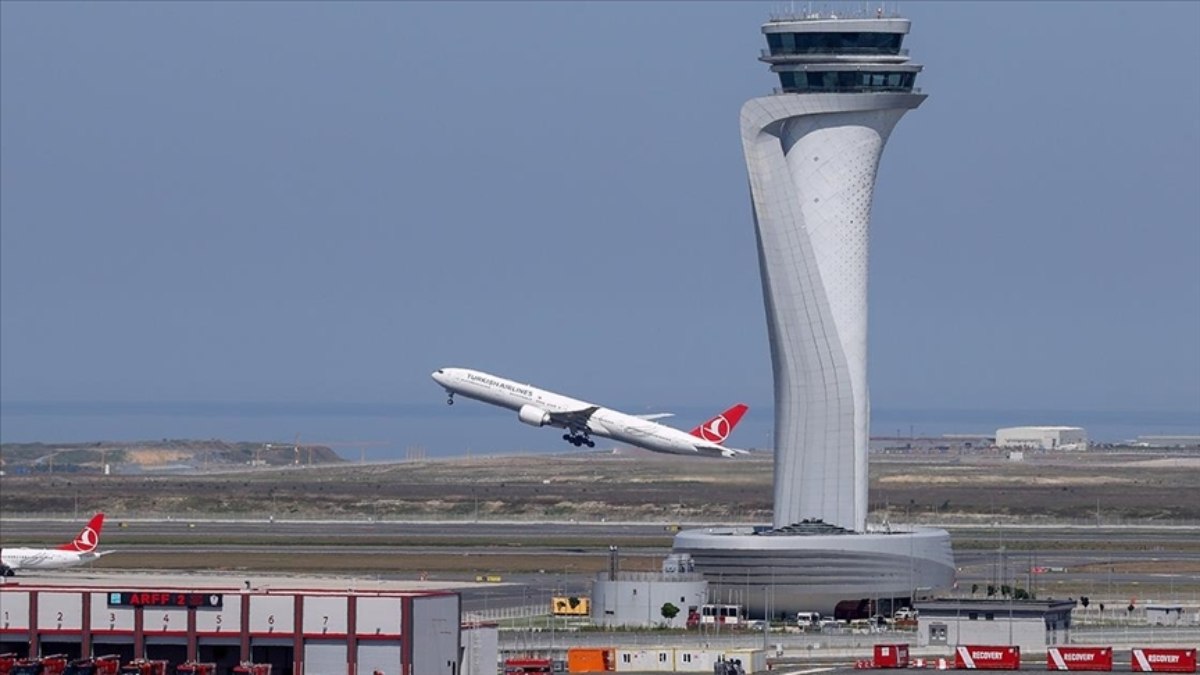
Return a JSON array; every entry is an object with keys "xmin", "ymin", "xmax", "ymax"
[
  {"xmin": 432, "ymin": 368, "xmax": 750, "ymax": 458},
  {"xmin": 0, "ymin": 513, "xmax": 112, "ymax": 576}
]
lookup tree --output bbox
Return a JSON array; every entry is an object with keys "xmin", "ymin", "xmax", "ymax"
[
  {"xmin": 1080, "ymin": 596, "xmax": 1090, "ymax": 608},
  {"xmin": 567, "ymin": 596, "xmax": 581, "ymax": 610},
  {"xmin": 661, "ymin": 602, "xmax": 680, "ymax": 621},
  {"xmin": 986, "ymin": 584, "xmax": 996, "ymax": 597},
  {"xmin": 971, "ymin": 583, "xmax": 979, "ymax": 596},
  {"xmin": 1013, "ymin": 587, "xmax": 1031, "ymax": 600}
]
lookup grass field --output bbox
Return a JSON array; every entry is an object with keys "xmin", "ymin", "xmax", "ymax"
[{"xmin": 2, "ymin": 449, "xmax": 1197, "ymax": 524}]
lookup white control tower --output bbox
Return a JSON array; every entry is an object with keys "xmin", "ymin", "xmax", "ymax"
[
  {"xmin": 745, "ymin": 15, "xmax": 925, "ymax": 532},
  {"xmin": 673, "ymin": 11, "xmax": 953, "ymax": 617}
]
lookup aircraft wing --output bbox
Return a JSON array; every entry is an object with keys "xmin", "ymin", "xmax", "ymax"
[
  {"xmin": 693, "ymin": 444, "xmax": 749, "ymax": 459},
  {"xmin": 547, "ymin": 406, "xmax": 600, "ymax": 432},
  {"xmin": 634, "ymin": 413, "xmax": 674, "ymax": 421}
]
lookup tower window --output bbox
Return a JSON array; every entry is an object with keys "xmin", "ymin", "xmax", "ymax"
[
  {"xmin": 778, "ymin": 70, "xmax": 916, "ymax": 93},
  {"xmin": 767, "ymin": 32, "xmax": 903, "ymax": 56}
]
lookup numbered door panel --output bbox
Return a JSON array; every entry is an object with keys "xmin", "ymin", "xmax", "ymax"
[
  {"xmin": 37, "ymin": 592, "xmax": 82, "ymax": 632},
  {"xmin": 302, "ymin": 596, "xmax": 347, "ymax": 637},
  {"xmin": 196, "ymin": 602, "xmax": 241, "ymax": 635},
  {"xmin": 0, "ymin": 590, "xmax": 30, "ymax": 630},
  {"xmin": 355, "ymin": 597, "xmax": 402, "ymax": 637},
  {"xmin": 91, "ymin": 592, "xmax": 135, "ymax": 633},
  {"xmin": 249, "ymin": 595, "xmax": 295, "ymax": 635},
  {"xmin": 303, "ymin": 640, "xmax": 346, "ymax": 675},
  {"xmin": 358, "ymin": 641, "xmax": 402, "ymax": 675},
  {"xmin": 142, "ymin": 605, "xmax": 188, "ymax": 636}
]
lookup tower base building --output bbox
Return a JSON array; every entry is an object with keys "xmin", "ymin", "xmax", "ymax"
[
  {"xmin": 673, "ymin": 524, "xmax": 954, "ymax": 617},
  {"xmin": 673, "ymin": 11, "xmax": 953, "ymax": 616}
]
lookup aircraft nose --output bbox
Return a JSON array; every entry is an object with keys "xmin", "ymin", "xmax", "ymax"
[{"xmin": 431, "ymin": 369, "xmax": 447, "ymax": 385}]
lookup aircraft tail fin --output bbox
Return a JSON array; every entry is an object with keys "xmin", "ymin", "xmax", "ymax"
[
  {"xmin": 688, "ymin": 403, "xmax": 749, "ymax": 444},
  {"xmin": 57, "ymin": 513, "xmax": 105, "ymax": 553}
]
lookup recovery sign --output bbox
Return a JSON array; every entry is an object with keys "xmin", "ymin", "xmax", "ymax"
[
  {"xmin": 1132, "ymin": 649, "xmax": 1198, "ymax": 673},
  {"xmin": 1048, "ymin": 647, "xmax": 1113, "ymax": 671},
  {"xmin": 955, "ymin": 645, "xmax": 1021, "ymax": 670}
]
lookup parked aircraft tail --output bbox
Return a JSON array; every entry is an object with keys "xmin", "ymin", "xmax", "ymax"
[{"xmin": 56, "ymin": 513, "xmax": 105, "ymax": 553}]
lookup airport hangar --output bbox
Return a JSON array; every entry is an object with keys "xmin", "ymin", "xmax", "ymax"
[
  {"xmin": 996, "ymin": 426, "xmax": 1089, "ymax": 451},
  {"xmin": 672, "ymin": 11, "xmax": 955, "ymax": 617},
  {"xmin": 0, "ymin": 575, "xmax": 482, "ymax": 675}
]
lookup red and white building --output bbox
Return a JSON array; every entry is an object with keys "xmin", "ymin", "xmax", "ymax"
[{"xmin": 0, "ymin": 576, "xmax": 463, "ymax": 675}]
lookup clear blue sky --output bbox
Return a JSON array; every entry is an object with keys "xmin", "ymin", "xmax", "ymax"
[{"xmin": 2, "ymin": 2, "xmax": 1198, "ymax": 437}]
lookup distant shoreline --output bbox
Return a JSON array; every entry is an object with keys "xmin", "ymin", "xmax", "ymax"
[{"xmin": 2, "ymin": 400, "xmax": 1197, "ymax": 457}]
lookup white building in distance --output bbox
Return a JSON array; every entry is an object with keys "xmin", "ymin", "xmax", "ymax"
[{"xmin": 996, "ymin": 426, "xmax": 1088, "ymax": 451}]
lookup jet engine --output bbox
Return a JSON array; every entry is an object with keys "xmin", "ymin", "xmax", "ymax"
[{"xmin": 518, "ymin": 404, "xmax": 551, "ymax": 427}]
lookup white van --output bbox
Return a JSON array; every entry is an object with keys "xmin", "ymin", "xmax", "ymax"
[{"xmin": 795, "ymin": 611, "xmax": 821, "ymax": 628}]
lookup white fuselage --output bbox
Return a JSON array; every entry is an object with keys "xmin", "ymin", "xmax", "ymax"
[
  {"xmin": 433, "ymin": 368, "xmax": 738, "ymax": 457},
  {"xmin": 0, "ymin": 547, "xmax": 106, "ymax": 572}
]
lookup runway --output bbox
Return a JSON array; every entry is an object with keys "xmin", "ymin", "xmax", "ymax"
[{"xmin": 3, "ymin": 518, "xmax": 1197, "ymax": 615}]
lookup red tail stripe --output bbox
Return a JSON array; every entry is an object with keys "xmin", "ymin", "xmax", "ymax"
[
  {"xmin": 57, "ymin": 513, "xmax": 105, "ymax": 552},
  {"xmin": 688, "ymin": 403, "xmax": 749, "ymax": 443}
]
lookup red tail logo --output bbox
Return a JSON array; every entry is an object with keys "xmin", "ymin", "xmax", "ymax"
[
  {"xmin": 689, "ymin": 404, "xmax": 749, "ymax": 444},
  {"xmin": 58, "ymin": 513, "xmax": 105, "ymax": 553}
]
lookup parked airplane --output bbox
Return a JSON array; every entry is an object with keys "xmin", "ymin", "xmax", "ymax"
[
  {"xmin": 432, "ymin": 368, "xmax": 750, "ymax": 458},
  {"xmin": 0, "ymin": 513, "xmax": 112, "ymax": 576}
]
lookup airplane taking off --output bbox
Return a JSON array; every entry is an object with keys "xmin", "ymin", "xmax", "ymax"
[
  {"xmin": 0, "ymin": 513, "xmax": 112, "ymax": 576},
  {"xmin": 432, "ymin": 368, "xmax": 750, "ymax": 458}
]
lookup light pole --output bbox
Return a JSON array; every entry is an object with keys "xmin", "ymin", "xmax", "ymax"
[{"xmin": 762, "ymin": 586, "xmax": 769, "ymax": 650}]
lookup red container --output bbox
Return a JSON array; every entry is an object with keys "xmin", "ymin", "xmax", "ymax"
[
  {"xmin": 503, "ymin": 659, "xmax": 553, "ymax": 675},
  {"xmin": 1132, "ymin": 649, "xmax": 1198, "ymax": 673},
  {"xmin": 1048, "ymin": 647, "xmax": 1113, "ymax": 671},
  {"xmin": 955, "ymin": 646, "xmax": 1021, "ymax": 670},
  {"xmin": 874, "ymin": 644, "xmax": 910, "ymax": 668}
]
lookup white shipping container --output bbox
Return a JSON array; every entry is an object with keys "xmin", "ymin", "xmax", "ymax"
[{"xmin": 615, "ymin": 648, "xmax": 674, "ymax": 672}]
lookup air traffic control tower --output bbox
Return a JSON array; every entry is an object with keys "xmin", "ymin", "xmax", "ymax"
[{"xmin": 673, "ymin": 10, "xmax": 955, "ymax": 617}]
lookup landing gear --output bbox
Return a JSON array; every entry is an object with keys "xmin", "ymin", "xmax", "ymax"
[
  {"xmin": 562, "ymin": 431, "xmax": 595, "ymax": 448},
  {"xmin": 446, "ymin": 393, "xmax": 454, "ymax": 406}
]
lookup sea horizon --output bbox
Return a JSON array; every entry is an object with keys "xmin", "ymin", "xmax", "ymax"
[{"xmin": 2, "ymin": 400, "xmax": 1196, "ymax": 461}]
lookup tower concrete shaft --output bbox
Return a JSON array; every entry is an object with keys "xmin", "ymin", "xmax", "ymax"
[{"xmin": 743, "ymin": 16, "xmax": 925, "ymax": 531}]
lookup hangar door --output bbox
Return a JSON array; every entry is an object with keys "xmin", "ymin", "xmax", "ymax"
[
  {"xmin": 303, "ymin": 640, "xmax": 346, "ymax": 675},
  {"xmin": 358, "ymin": 641, "xmax": 401, "ymax": 675}
]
